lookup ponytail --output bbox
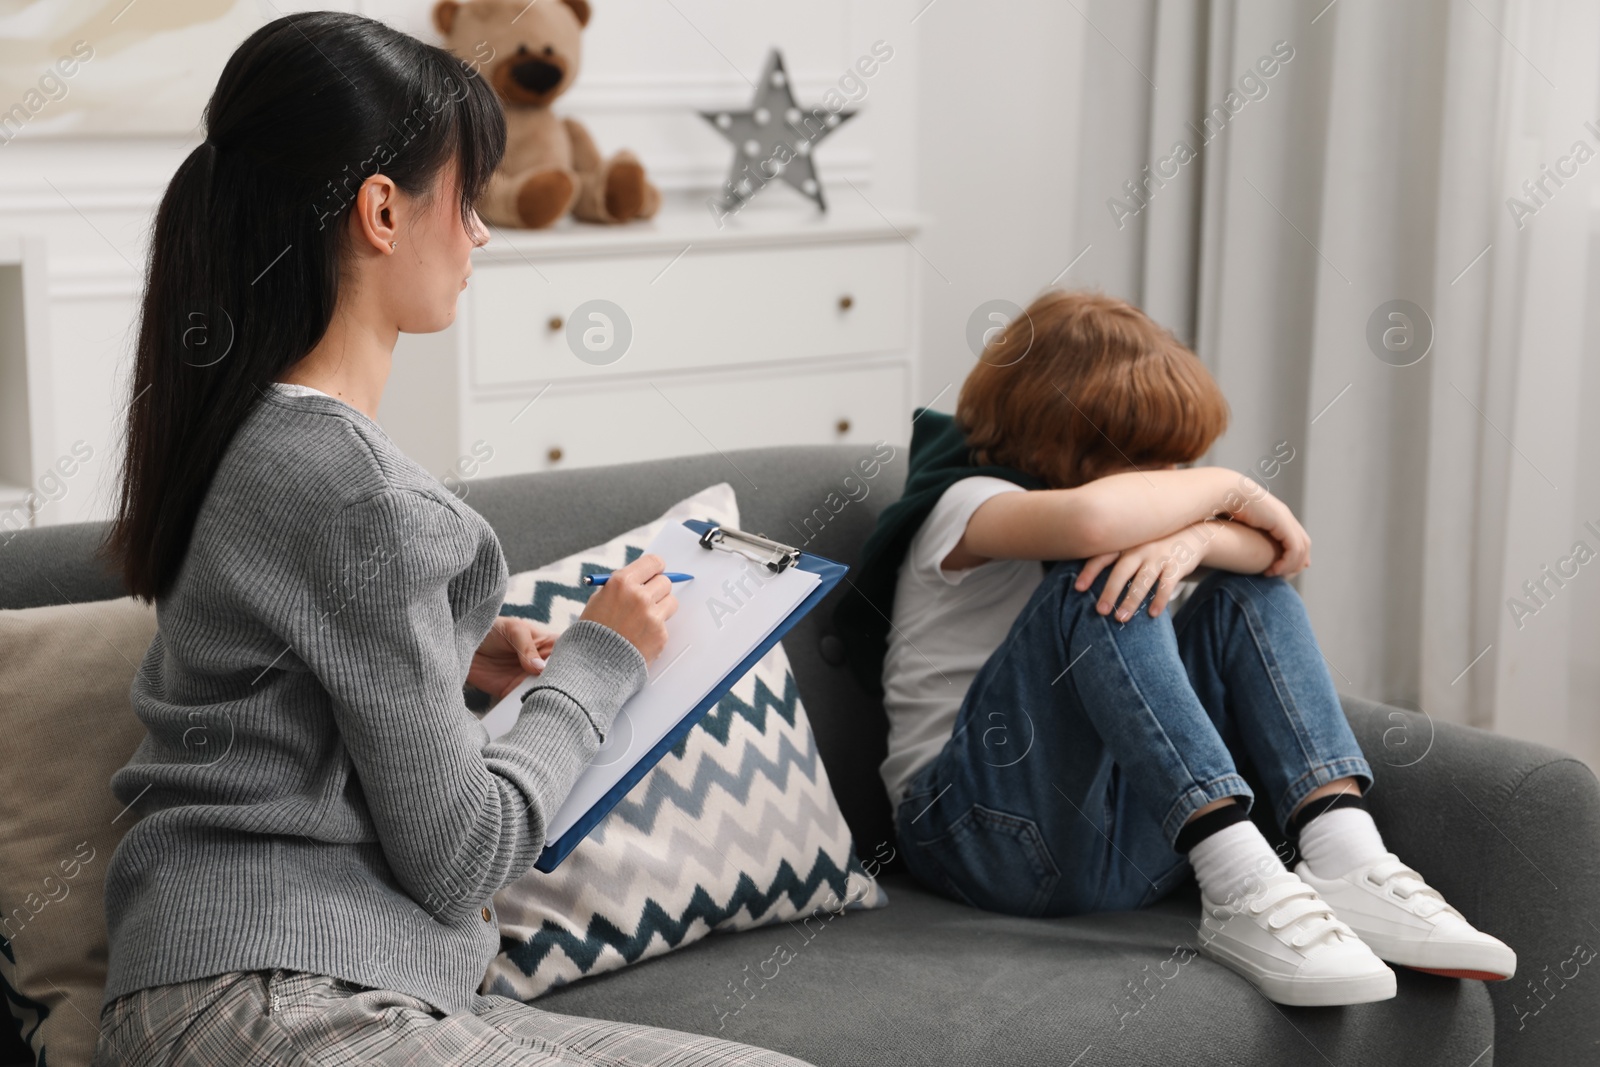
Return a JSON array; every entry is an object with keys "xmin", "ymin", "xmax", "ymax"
[{"xmin": 97, "ymin": 12, "xmax": 505, "ymax": 601}]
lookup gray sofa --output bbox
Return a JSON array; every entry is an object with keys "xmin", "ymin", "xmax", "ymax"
[{"xmin": 4, "ymin": 444, "xmax": 1597, "ymax": 1066}]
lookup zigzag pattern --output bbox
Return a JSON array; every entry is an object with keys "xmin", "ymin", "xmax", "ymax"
[
  {"xmin": 482, "ymin": 487, "xmax": 886, "ymax": 1003},
  {"xmin": 502, "ymin": 549, "xmax": 644, "ymax": 621},
  {"xmin": 608, "ymin": 676, "xmax": 814, "ymax": 831},
  {"xmin": 497, "ymin": 848, "xmax": 861, "ymax": 977},
  {"xmin": 682, "ymin": 669, "xmax": 800, "ymax": 748},
  {"xmin": 485, "ymin": 655, "xmax": 884, "ymax": 1000},
  {"xmin": 553, "ymin": 784, "xmax": 850, "ymax": 919},
  {"xmin": 489, "ymin": 663, "xmax": 860, "ymax": 916}
]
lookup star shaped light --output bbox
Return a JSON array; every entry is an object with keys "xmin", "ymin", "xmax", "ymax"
[{"xmin": 700, "ymin": 49, "xmax": 856, "ymax": 215}]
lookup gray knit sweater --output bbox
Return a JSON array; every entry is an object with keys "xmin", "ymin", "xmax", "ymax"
[{"xmin": 101, "ymin": 385, "xmax": 647, "ymax": 1013}]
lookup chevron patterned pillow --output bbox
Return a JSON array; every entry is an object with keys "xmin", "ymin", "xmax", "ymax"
[{"xmin": 479, "ymin": 482, "xmax": 888, "ymax": 1002}]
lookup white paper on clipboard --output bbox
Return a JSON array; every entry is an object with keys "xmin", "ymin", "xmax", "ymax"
[{"xmin": 478, "ymin": 520, "xmax": 820, "ymax": 844}]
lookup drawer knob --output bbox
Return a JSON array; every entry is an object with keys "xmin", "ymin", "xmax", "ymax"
[
  {"xmin": 835, "ymin": 418, "xmax": 851, "ymax": 435},
  {"xmin": 547, "ymin": 316, "xmax": 564, "ymax": 332},
  {"xmin": 838, "ymin": 295, "xmax": 854, "ymax": 311},
  {"xmin": 547, "ymin": 446, "xmax": 564, "ymax": 463}
]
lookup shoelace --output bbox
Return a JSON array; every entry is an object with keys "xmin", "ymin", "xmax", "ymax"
[
  {"xmin": 1245, "ymin": 876, "xmax": 1354, "ymax": 950},
  {"xmin": 1361, "ymin": 855, "xmax": 1463, "ymax": 921}
]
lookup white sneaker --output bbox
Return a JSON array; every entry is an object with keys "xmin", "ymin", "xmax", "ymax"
[
  {"xmin": 1198, "ymin": 870, "xmax": 1397, "ymax": 1006},
  {"xmin": 1296, "ymin": 853, "xmax": 1516, "ymax": 981}
]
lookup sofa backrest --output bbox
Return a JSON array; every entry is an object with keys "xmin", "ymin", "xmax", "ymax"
[{"xmin": 0, "ymin": 443, "xmax": 906, "ymax": 863}]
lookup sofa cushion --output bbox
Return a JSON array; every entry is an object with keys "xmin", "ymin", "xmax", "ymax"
[
  {"xmin": 0, "ymin": 597, "xmax": 156, "ymax": 1067},
  {"xmin": 536, "ymin": 871, "xmax": 1495, "ymax": 1066},
  {"xmin": 481, "ymin": 482, "xmax": 887, "ymax": 1002}
]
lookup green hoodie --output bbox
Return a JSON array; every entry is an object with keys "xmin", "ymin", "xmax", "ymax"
[{"xmin": 832, "ymin": 409, "xmax": 1046, "ymax": 696}]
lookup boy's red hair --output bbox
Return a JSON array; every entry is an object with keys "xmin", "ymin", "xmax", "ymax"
[{"xmin": 956, "ymin": 289, "xmax": 1230, "ymax": 489}]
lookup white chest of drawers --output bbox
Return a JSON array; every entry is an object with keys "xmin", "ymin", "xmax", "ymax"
[{"xmin": 379, "ymin": 196, "xmax": 923, "ymax": 484}]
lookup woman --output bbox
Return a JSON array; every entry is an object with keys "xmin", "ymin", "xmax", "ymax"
[
  {"xmin": 834, "ymin": 290, "xmax": 1515, "ymax": 1007},
  {"xmin": 92, "ymin": 13, "xmax": 812, "ymax": 1066}
]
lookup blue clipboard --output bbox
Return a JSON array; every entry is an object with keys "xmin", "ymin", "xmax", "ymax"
[{"xmin": 532, "ymin": 519, "xmax": 849, "ymax": 872}]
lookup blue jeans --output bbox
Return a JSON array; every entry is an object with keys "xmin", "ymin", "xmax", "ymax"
[{"xmin": 893, "ymin": 561, "xmax": 1373, "ymax": 918}]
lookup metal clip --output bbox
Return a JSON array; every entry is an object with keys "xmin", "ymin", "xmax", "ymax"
[{"xmin": 696, "ymin": 525, "xmax": 802, "ymax": 573}]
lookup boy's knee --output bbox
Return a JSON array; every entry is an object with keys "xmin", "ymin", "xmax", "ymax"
[
  {"xmin": 1243, "ymin": 572, "xmax": 1299, "ymax": 604},
  {"xmin": 1205, "ymin": 570, "xmax": 1296, "ymax": 602},
  {"xmin": 1042, "ymin": 559, "xmax": 1093, "ymax": 599},
  {"xmin": 1046, "ymin": 559, "xmax": 1106, "ymax": 605},
  {"xmin": 1044, "ymin": 558, "xmax": 1087, "ymax": 581},
  {"xmin": 1055, "ymin": 567, "xmax": 1173, "ymax": 631}
]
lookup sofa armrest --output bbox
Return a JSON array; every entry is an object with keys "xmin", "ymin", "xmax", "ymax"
[{"xmin": 1343, "ymin": 694, "xmax": 1600, "ymax": 1066}]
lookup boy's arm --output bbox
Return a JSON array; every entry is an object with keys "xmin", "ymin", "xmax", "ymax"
[
  {"xmin": 1087, "ymin": 517, "xmax": 1285, "ymax": 586},
  {"xmin": 1194, "ymin": 519, "xmax": 1282, "ymax": 575},
  {"xmin": 953, "ymin": 466, "xmax": 1248, "ymax": 567},
  {"xmin": 1077, "ymin": 518, "xmax": 1296, "ymax": 623}
]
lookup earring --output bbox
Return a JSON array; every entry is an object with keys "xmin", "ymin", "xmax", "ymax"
[{"xmin": 389, "ymin": 240, "xmax": 397, "ymax": 250}]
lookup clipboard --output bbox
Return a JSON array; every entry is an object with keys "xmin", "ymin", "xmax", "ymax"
[{"xmin": 499, "ymin": 519, "xmax": 848, "ymax": 873}]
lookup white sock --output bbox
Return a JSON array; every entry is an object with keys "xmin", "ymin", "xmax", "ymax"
[
  {"xmin": 1189, "ymin": 820, "xmax": 1287, "ymax": 905},
  {"xmin": 1297, "ymin": 807, "xmax": 1387, "ymax": 879}
]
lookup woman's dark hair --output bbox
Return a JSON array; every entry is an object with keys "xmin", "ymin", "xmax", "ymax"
[{"xmin": 98, "ymin": 12, "xmax": 505, "ymax": 601}]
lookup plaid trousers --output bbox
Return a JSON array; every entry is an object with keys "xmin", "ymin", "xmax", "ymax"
[{"xmin": 89, "ymin": 969, "xmax": 816, "ymax": 1066}]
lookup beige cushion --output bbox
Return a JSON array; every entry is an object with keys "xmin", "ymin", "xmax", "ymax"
[{"xmin": 0, "ymin": 597, "xmax": 156, "ymax": 1067}]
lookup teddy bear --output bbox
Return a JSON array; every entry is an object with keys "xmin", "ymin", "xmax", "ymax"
[{"xmin": 433, "ymin": 0, "xmax": 661, "ymax": 228}]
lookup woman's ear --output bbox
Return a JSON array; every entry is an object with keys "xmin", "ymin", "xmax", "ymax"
[{"xmin": 351, "ymin": 174, "xmax": 400, "ymax": 255}]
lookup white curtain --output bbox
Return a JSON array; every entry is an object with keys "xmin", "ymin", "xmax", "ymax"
[{"xmin": 1062, "ymin": 0, "xmax": 1600, "ymax": 762}]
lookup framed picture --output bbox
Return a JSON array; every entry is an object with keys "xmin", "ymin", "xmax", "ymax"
[{"xmin": 0, "ymin": 0, "xmax": 356, "ymax": 138}]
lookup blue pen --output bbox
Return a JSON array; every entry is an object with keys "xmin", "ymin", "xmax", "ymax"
[{"xmin": 582, "ymin": 571, "xmax": 696, "ymax": 587}]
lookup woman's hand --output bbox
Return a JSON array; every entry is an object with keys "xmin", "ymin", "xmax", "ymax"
[
  {"xmin": 1225, "ymin": 478, "xmax": 1311, "ymax": 577},
  {"xmin": 577, "ymin": 552, "xmax": 678, "ymax": 664},
  {"xmin": 469, "ymin": 616, "xmax": 559, "ymax": 702},
  {"xmin": 1073, "ymin": 525, "xmax": 1209, "ymax": 621}
]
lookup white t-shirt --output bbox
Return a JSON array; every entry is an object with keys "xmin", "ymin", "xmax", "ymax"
[
  {"xmin": 879, "ymin": 476, "xmax": 1044, "ymax": 812},
  {"xmin": 270, "ymin": 381, "xmax": 332, "ymax": 399}
]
